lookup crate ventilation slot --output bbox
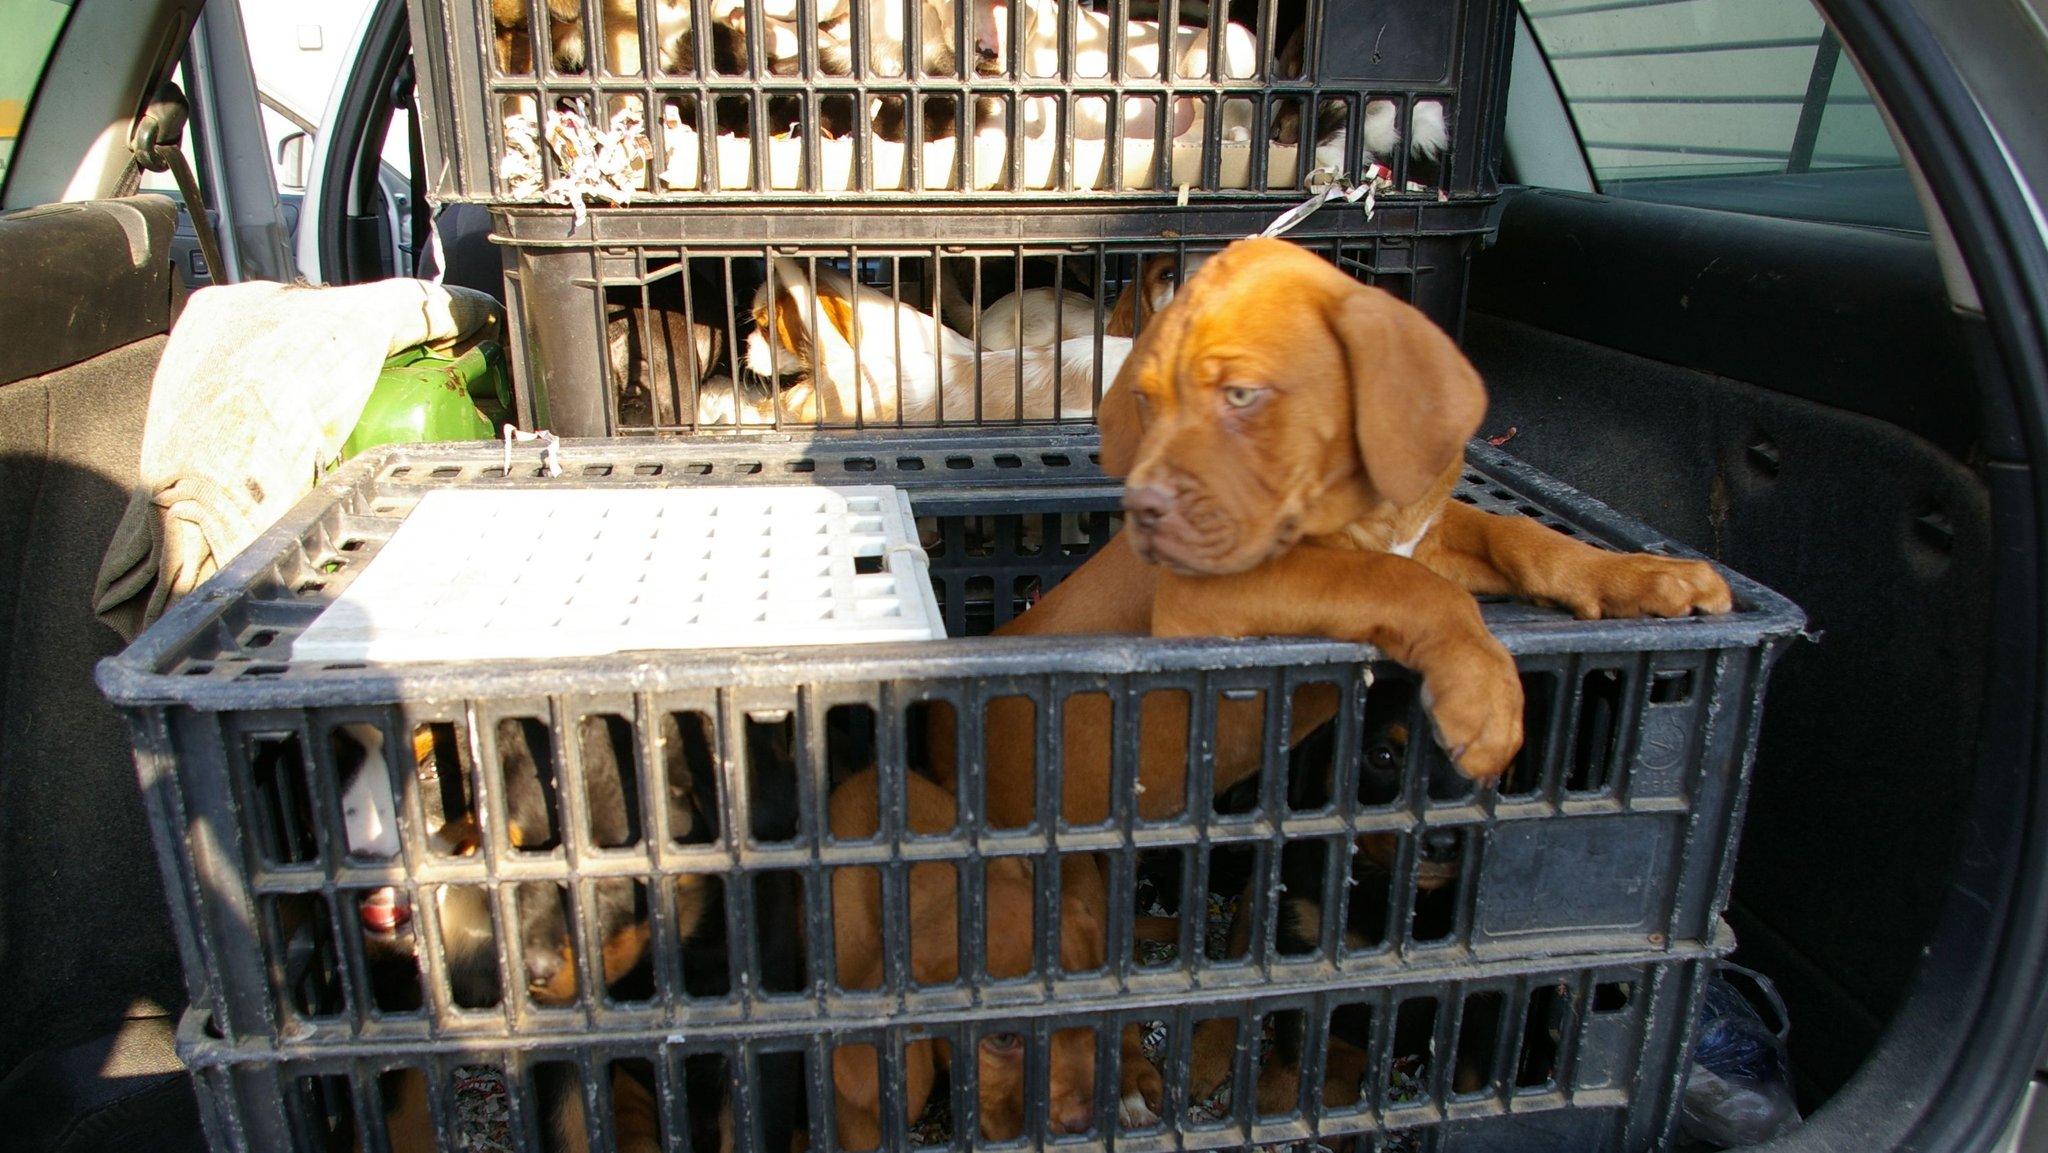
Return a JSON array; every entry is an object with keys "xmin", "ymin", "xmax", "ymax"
[{"xmin": 291, "ymin": 486, "xmax": 943, "ymax": 662}]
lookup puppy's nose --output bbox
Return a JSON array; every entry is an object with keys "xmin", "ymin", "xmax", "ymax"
[
  {"xmin": 1123, "ymin": 484, "xmax": 1176, "ymax": 532},
  {"xmin": 1420, "ymin": 829, "xmax": 1462, "ymax": 863},
  {"xmin": 524, "ymin": 944, "xmax": 568, "ymax": 992},
  {"xmin": 1049, "ymin": 1100, "xmax": 1093, "ymax": 1135}
]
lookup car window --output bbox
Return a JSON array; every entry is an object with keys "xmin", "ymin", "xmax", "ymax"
[
  {"xmin": 1519, "ymin": 0, "xmax": 1925, "ymax": 232},
  {"xmin": 237, "ymin": 1, "xmax": 411, "ymax": 195},
  {"xmin": 0, "ymin": 0, "xmax": 73, "ymax": 191}
]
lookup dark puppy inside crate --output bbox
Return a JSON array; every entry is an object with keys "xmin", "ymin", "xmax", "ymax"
[
  {"xmin": 607, "ymin": 258, "xmax": 752, "ymax": 431},
  {"xmin": 353, "ymin": 711, "xmax": 806, "ymax": 1152},
  {"xmin": 1154, "ymin": 674, "xmax": 1489, "ymax": 1119},
  {"xmin": 355, "ymin": 717, "xmax": 654, "ymax": 1010}
]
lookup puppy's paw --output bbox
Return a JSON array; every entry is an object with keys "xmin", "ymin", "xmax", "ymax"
[
  {"xmin": 1418, "ymin": 639, "xmax": 1524, "ymax": 781},
  {"xmin": 1117, "ymin": 1024, "xmax": 1163, "ymax": 1126},
  {"xmin": 1118, "ymin": 1087, "xmax": 1161, "ymax": 1128},
  {"xmin": 693, "ymin": 383, "xmax": 738, "ymax": 426},
  {"xmin": 1590, "ymin": 554, "xmax": 1734, "ymax": 620},
  {"xmin": 1409, "ymin": 100, "xmax": 1448, "ymax": 161}
]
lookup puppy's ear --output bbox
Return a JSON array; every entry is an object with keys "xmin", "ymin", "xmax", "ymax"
[
  {"xmin": 772, "ymin": 260, "xmax": 863, "ymax": 353},
  {"xmin": 1105, "ymin": 279, "xmax": 1139, "ymax": 339},
  {"xmin": 756, "ymin": 259, "xmax": 812, "ymax": 366},
  {"xmin": 1096, "ymin": 374, "xmax": 1142, "ymax": 478},
  {"xmin": 1328, "ymin": 286, "xmax": 1486, "ymax": 508},
  {"xmin": 1097, "ymin": 302, "xmax": 1172, "ymax": 477}
]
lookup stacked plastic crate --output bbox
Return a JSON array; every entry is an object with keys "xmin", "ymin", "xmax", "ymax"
[{"xmin": 404, "ymin": 0, "xmax": 1515, "ymax": 436}]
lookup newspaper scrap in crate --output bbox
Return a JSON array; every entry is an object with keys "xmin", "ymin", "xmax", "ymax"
[{"xmin": 290, "ymin": 485, "xmax": 944, "ymax": 662}]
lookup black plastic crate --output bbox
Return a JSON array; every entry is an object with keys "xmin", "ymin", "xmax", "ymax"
[
  {"xmin": 177, "ymin": 954, "xmax": 1715, "ymax": 1152},
  {"xmin": 406, "ymin": 0, "xmax": 1515, "ymax": 205},
  {"xmin": 500, "ymin": 210, "xmax": 1489, "ymax": 436},
  {"xmin": 99, "ymin": 435, "xmax": 1802, "ymax": 1152}
]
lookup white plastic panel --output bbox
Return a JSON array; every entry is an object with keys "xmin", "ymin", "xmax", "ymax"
[{"xmin": 292, "ymin": 486, "xmax": 943, "ymax": 662}]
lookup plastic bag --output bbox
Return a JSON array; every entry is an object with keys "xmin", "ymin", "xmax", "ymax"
[{"xmin": 1681, "ymin": 963, "xmax": 1804, "ymax": 1147}]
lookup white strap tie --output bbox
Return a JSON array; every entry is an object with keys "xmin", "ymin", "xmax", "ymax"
[
  {"xmin": 502, "ymin": 425, "xmax": 562, "ymax": 478},
  {"xmin": 1255, "ymin": 164, "xmax": 1394, "ymax": 239}
]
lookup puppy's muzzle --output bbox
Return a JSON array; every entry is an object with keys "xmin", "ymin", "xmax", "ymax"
[
  {"xmin": 1419, "ymin": 828, "xmax": 1461, "ymax": 864},
  {"xmin": 1050, "ymin": 1100, "xmax": 1092, "ymax": 1135}
]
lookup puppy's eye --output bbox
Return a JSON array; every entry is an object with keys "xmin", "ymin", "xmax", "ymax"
[
  {"xmin": 981, "ymin": 1032, "xmax": 1023, "ymax": 1054},
  {"xmin": 1222, "ymin": 385, "xmax": 1261, "ymax": 409},
  {"xmin": 1366, "ymin": 743, "xmax": 1401, "ymax": 772}
]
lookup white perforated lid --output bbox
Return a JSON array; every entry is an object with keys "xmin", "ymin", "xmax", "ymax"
[{"xmin": 291, "ymin": 486, "xmax": 944, "ymax": 662}]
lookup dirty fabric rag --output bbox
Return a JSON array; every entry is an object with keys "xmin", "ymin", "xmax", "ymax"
[{"xmin": 93, "ymin": 278, "xmax": 501, "ymax": 641}]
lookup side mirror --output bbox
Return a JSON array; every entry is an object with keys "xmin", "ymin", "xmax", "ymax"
[{"xmin": 277, "ymin": 131, "xmax": 311, "ymax": 192}]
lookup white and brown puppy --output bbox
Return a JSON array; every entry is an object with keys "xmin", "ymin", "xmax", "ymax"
[
  {"xmin": 746, "ymin": 257, "xmax": 1130, "ymax": 423},
  {"xmin": 732, "ymin": 0, "xmax": 1000, "ymax": 140},
  {"xmin": 490, "ymin": 0, "xmax": 584, "ymax": 72},
  {"xmin": 985, "ymin": 0, "xmax": 1260, "ymax": 144},
  {"xmin": 492, "ymin": 0, "xmax": 704, "ymax": 74},
  {"xmin": 1268, "ymin": 23, "xmax": 1448, "ymax": 165},
  {"xmin": 1362, "ymin": 98, "xmax": 1448, "ymax": 164}
]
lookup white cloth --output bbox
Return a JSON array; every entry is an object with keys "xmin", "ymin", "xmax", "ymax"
[{"xmin": 94, "ymin": 278, "xmax": 501, "ymax": 640}]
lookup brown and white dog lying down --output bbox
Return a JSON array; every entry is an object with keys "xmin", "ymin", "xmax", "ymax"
[
  {"xmin": 932, "ymin": 235, "xmax": 1731, "ymax": 1118},
  {"xmin": 740, "ymin": 257, "xmax": 1132, "ymax": 424},
  {"xmin": 827, "ymin": 766, "xmax": 1105, "ymax": 1147}
]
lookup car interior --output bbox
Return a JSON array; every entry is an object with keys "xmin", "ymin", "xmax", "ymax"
[{"xmin": 0, "ymin": 0, "xmax": 2042, "ymax": 1150}]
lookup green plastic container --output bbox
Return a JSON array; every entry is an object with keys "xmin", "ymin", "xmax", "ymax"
[{"xmin": 342, "ymin": 341, "xmax": 513, "ymax": 459}]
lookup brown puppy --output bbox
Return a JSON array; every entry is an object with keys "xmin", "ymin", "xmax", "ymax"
[
  {"xmin": 948, "ymin": 236, "xmax": 1730, "ymax": 823},
  {"xmin": 935, "ymin": 236, "xmax": 1729, "ymax": 1122},
  {"xmin": 828, "ymin": 767, "xmax": 1103, "ymax": 1148},
  {"xmin": 1108, "ymin": 237, "xmax": 1730, "ymax": 772}
]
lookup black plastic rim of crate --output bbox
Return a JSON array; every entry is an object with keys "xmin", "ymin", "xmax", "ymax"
[
  {"xmin": 96, "ymin": 435, "xmax": 1803, "ymax": 709},
  {"xmin": 484, "ymin": 199, "xmax": 1500, "ymax": 248}
]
